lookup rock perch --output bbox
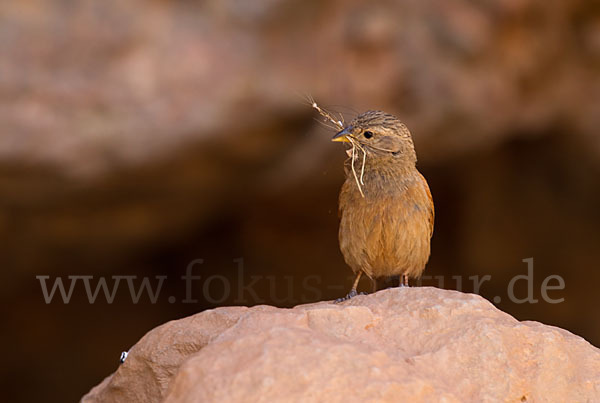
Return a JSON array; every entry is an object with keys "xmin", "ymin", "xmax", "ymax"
[{"xmin": 81, "ymin": 288, "xmax": 600, "ymax": 402}]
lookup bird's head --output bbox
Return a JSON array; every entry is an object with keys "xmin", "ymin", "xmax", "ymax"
[{"xmin": 332, "ymin": 110, "xmax": 416, "ymax": 164}]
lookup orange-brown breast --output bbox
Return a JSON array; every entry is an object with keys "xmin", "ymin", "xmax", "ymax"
[{"xmin": 338, "ymin": 169, "xmax": 434, "ymax": 279}]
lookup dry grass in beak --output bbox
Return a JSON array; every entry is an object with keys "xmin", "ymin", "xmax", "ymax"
[
  {"xmin": 346, "ymin": 136, "xmax": 367, "ymax": 198},
  {"xmin": 305, "ymin": 95, "xmax": 344, "ymax": 131},
  {"xmin": 306, "ymin": 95, "xmax": 367, "ymax": 198}
]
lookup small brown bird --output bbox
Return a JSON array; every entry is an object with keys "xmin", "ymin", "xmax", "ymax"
[{"xmin": 332, "ymin": 110, "xmax": 434, "ymax": 302}]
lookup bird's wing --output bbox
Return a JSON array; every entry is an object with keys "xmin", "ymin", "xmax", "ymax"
[{"xmin": 419, "ymin": 172, "xmax": 435, "ymax": 239}]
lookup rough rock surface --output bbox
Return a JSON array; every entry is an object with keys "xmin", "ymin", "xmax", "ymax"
[{"xmin": 82, "ymin": 287, "xmax": 600, "ymax": 402}]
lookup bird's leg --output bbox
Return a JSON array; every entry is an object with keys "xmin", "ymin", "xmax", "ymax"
[
  {"xmin": 400, "ymin": 274, "xmax": 410, "ymax": 287},
  {"xmin": 335, "ymin": 271, "xmax": 366, "ymax": 303}
]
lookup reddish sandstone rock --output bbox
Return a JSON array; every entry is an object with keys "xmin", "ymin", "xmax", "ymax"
[{"xmin": 81, "ymin": 288, "xmax": 600, "ymax": 402}]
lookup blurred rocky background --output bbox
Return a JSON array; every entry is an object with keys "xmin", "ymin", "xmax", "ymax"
[{"xmin": 1, "ymin": 0, "xmax": 599, "ymax": 401}]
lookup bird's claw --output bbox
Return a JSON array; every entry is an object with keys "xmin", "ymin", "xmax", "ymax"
[{"xmin": 334, "ymin": 289, "xmax": 367, "ymax": 303}]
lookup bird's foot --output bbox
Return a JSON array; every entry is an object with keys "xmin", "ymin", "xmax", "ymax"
[{"xmin": 334, "ymin": 289, "xmax": 367, "ymax": 303}]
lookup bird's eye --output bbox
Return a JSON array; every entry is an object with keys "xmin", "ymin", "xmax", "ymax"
[{"xmin": 363, "ymin": 131, "xmax": 373, "ymax": 139}]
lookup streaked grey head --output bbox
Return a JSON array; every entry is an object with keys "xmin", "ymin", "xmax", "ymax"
[{"xmin": 332, "ymin": 110, "xmax": 416, "ymax": 164}]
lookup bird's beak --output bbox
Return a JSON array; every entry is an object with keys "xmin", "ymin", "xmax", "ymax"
[{"xmin": 332, "ymin": 127, "xmax": 352, "ymax": 142}]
